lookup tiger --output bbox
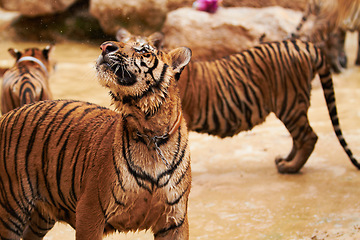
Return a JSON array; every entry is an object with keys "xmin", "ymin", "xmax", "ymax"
[
  {"xmin": 116, "ymin": 30, "xmax": 360, "ymax": 173},
  {"xmin": 292, "ymin": 0, "xmax": 360, "ymax": 72},
  {"xmin": 1, "ymin": 46, "xmax": 54, "ymax": 115},
  {"xmin": 0, "ymin": 40, "xmax": 192, "ymax": 240},
  {"xmin": 179, "ymin": 39, "xmax": 360, "ymax": 173}
]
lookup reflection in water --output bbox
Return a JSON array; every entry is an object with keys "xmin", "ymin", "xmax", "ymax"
[{"xmin": 0, "ymin": 33, "xmax": 359, "ymax": 239}]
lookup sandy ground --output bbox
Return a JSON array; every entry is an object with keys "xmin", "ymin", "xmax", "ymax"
[{"xmin": 0, "ymin": 33, "xmax": 359, "ymax": 239}]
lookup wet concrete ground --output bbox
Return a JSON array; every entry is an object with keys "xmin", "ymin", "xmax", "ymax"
[{"xmin": 0, "ymin": 33, "xmax": 359, "ymax": 239}]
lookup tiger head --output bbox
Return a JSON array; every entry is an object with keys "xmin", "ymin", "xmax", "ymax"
[
  {"xmin": 95, "ymin": 40, "xmax": 191, "ymax": 116},
  {"xmin": 8, "ymin": 45, "xmax": 55, "ymax": 76},
  {"xmin": 116, "ymin": 28, "xmax": 164, "ymax": 50}
]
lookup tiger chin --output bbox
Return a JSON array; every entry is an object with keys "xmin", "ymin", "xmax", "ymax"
[{"xmin": 0, "ymin": 41, "xmax": 192, "ymax": 240}]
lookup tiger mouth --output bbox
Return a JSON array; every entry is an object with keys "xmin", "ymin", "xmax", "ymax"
[
  {"xmin": 97, "ymin": 55, "xmax": 137, "ymax": 86},
  {"xmin": 109, "ymin": 63, "xmax": 137, "ymax": 86}
]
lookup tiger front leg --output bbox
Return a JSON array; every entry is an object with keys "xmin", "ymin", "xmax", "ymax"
[
  {"xmin": 154, "ymin": 215, "xmax": 189, "ymax": 240},
  {"xmin": 75, "ymin": 195, "xmax": 106, "ymax": 240},
  {"xmin": 275, "ymin": 118, "xmax": 318, "ymax": 174}
]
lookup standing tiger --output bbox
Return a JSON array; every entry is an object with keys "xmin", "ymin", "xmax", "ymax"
[
  {"xmin": 1, "ymin": 46, "xmax": 54, "ymax": 114},
  {"xmin": 118, "ymin": 30, "xmax": 359, "ymax": 173},
  {"xmin": 0, "ymin": 40, "xmax": 192, "ymax": 239}
]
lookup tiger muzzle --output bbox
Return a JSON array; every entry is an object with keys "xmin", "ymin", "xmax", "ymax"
[{"xmin": 97, "ymin": 42, "xmax": 137, "ymax": 86}]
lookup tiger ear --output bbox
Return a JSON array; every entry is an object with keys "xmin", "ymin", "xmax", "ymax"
[
  {"xmin": 42, "ymin": 45, "xmax": 54, "ymax": 60},
  {"xmin": 168, "ymin": 47, "xmax": 192, "ymax": 75},
  {"xmin": 148, "ymin": 32, "xmax": 164, "ymax": 49},
  {"xmin": 116, "ymin": 28, "xmax": 131, "ymax": 42},
  {"xmin": 8, "ymin": 48, "xmax": 21, "ymax": 60}
]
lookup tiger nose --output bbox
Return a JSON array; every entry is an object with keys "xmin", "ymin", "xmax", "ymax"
[{"xmin": 100, "ymin": 42, "xmax": 119, "ymax": 56}]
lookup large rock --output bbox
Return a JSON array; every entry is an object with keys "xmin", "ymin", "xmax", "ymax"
[
  {"xmin": 0, "ymin": 8, "xmax": 19, "ymax": 31},
  {"xmin": 0, "ymin": 0, "xmax": 78, "ymax": 16},
  {"xmin": 90, "ymin": 0, "xmax": 169, "ymax": 35},
  {"xmin": 89, "ymin": 0, "xmax": 307, "ymax": 37},
  {"xmin": 162, "ymin": 7, "xmax": 303, "ymax": 60}
]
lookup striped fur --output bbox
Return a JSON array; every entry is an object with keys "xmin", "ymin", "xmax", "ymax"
[
  {"xmin": 1, "ymin": 46, "xmax": 54, "ymax": 114},
  {"xmin": 177, "ymin": 39, "xmax": 359, "ymax": 173},
  {"xmin": 0, "ymin": 41, "xmax": 192, "ymax": 239},
  {"xmin": 118, "ymin": 30, "xmax": 359, "ymax": 173}
]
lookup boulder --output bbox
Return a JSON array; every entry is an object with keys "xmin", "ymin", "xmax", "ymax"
[
  {"xmin": 90, "ymin": 0, "xmax": 169, "ymax": 35},
  {"xmin": 0, "ymin": 0, "xmax": 78, "ymax": 16},
  {"xmin": 162, "ymin": 7, "xmax": 303, "ymax": 60},
  {"xmin": 0, "ymin": 8, "xmax": 19, "ymax": 31},
  {"xmin": 89, "ymin": 0, "xmax": 306, "ymax": 37}
]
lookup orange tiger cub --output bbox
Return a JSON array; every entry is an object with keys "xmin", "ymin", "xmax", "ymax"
[
  {"xmin": 1, "ymin": 45, "xmax": 54, "ymax": 114},
  {"xmin": 0, "ymin": 40, "xmax": 192, "ymax": 239}
]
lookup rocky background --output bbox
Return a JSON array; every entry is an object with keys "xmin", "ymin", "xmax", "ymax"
[{"xmin": 0, "ymin": 0, "xmax": 307, "ymax": 59}]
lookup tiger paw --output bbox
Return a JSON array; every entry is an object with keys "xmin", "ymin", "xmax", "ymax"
[{"xmin": 275, "ymin": 157, "xmax": 300, "ymax": 174}]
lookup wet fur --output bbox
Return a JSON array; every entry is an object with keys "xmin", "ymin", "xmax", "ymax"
[{"xmin": 0, "ymin": 41, "xmax": 192, "ymax": 239}]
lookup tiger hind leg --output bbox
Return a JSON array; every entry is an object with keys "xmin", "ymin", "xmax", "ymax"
[{"xmin": 275, "ymin": 115, "xmax": 318, "ymax": 173}]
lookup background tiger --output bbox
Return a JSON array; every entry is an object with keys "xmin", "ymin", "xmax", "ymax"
[
  {"xmin": 117, "ymin": 30, "xmax": 360, "ymax": 174},
  {"xmin": 1, "ymin": 45, "xmax": 54, "ymax": 114},
  {"xmin": 0, "ymin": 40, "xmax": 192, "ymax": 239},
  {"xmin": 292, "ymin": 0, "xmax": 360, "ymax": 73}
]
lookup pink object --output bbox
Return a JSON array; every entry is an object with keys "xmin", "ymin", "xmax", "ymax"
[{"xmin": 193, "ymin": 0, "xmax": 220, "ymax": 13}]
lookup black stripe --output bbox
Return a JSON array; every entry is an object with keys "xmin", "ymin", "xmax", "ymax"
[
  {"xmin": 122, "ymin": 64, "xmax": 169, "ymax": 106},
  {"xmin": 0, "ymin": 218, "xmax": 22, "ymax": 237},
  {"xmin": 157, "ymin": 129, "xmax": 184, "ymax": 188},
  {"xmin": 166, "ymin": 185, "xmax": 189, "ymax": 206},
  {"xmin": 112, "ymin": 146, "xmax": 126, "ymax": 192},
  {"xmin": 154, "ymin": 214, "xmax": 186, "ymax": 238}
]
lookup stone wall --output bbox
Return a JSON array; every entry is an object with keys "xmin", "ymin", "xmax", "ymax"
[{"xmin": 162, "ymin": 7, "xmax": 302, "ymax": 60}]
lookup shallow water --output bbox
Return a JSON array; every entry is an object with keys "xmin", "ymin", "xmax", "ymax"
[{"xmin": 0, "ymin": 33, "xmax": 359, "ymax": 240}]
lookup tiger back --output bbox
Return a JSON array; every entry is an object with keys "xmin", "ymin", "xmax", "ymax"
[
  {"xmin": 1, "ymin": 46, "xmax": 54, "ymax": 114},
  {"xmin": 0, "ymin": 41, "xmax": 192, "ymax": 240}
]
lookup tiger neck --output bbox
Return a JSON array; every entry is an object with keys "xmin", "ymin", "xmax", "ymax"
[
  {"xmin": 122, "ymin": 103, "xmax": 183, "ymax": 163},
  {"xmin": 112, "ymin": 85, "xmax": 183, "ymax": 139}
]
